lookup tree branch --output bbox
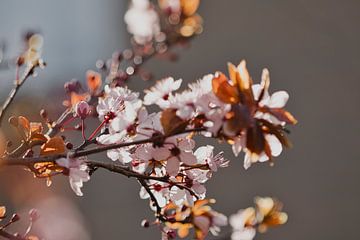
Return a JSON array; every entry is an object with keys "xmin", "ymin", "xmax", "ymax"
[
  {"xmin": 0, "ymin": 127, "xmax": 207, "ymax": 166},
  {"xmin": 0, "ymin": 65, "xmax": 35, "ymax": 127}
]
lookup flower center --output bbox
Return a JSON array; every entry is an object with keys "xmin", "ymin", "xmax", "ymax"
[
  {"xmin": 104, "ymin": 111, "xmax": 116, "ymax": 123},
  {"xmin": 170, "ymin": 147, "xmax": 181, "ymax": 156},
  {"xmin": 153, "ymin": 184, "xmax": 162, "ymax": 192},
  {"xmin": 162, "ymin": 94, "xmax": 169, "ymax": 100}
]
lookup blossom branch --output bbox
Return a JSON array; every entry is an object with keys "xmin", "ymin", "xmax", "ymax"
[{"xmin": 0, "ymin": 127, "xmax": 207, "ymax": 166}]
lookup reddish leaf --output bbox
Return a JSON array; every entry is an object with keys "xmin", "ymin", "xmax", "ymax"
[
  {"xmin": 86, "ymin": 70, "xmax": 102, "ymax": 93},
  {"xmin": 40, "ymin": 137, "xmax": 66, "ymax": 156},
  {"xmin": 212, "ymin": 72, "xmax": 239, "ymax": 104},
  {"xmin": 266, "ymin": 108, "xmax": 297, "ymax": 125},
  {"xmin": 70, "ymin": 92, "xmax": 90, "ymax": 107}
]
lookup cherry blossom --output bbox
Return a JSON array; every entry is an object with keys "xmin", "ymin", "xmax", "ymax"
[
  {"xmin": 0, "ymin": 0, "xmax": 296, "ymax": 238},
  {"xmin": 144, "ymin": 77, "xmax": 182, "ymax": 108},
  {"xmin": 140, "ymin": 180, "xmax": 169, "ymax": 208},
  {"xmin": 56, "ymin": 156, "xmax": 90, "ymax": 196}
]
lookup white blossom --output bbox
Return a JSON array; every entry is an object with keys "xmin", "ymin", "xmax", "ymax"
[
  {"xmin": 56, "ymin": 157, "xmax": 90, "ymax": 196},
  {"xmin": 124, "ymin": 0, "xmax": 160, "ymax": 45}
]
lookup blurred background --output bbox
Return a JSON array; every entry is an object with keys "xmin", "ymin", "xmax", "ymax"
[{"xmin": 0, "ymin": 0, "xmax": 359, "ymax": 239}]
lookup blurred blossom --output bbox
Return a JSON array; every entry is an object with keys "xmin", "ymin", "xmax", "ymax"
[
  {"xmin": 124, "ymin": 0, "xmax": 160, "ymax": 45},
  {"xmin": 32, "ymin": 197, "xmax": 90, "ymax": 240}
]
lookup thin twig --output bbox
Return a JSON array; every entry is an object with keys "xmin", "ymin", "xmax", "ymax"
[{"xmin": 0, "ymin": 65, "xmax": 35, "ymax": 127}]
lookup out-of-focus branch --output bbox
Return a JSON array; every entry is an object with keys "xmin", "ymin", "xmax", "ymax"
[
  {"xmin": 0, "ymin": 65, "xmax": 35, "ymax": 127},
  {"xmin": 0, "ymin": 229, "xmax": 26, "ymax": 240}
]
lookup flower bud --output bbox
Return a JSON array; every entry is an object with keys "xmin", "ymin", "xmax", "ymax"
[
  {"xmin": 167, "ymin": 230, "xmax": 176, "ymax": 239},
  {"xmin": 29, "ymin": 208, "xmax": 40, "ymax": 222},
  {"xmin": 10, "ymin": 213, "xmax": 20, "ymax": 223},
  {"xmin": 28, "ymin": 34, "xmax": 43, "ymax": 51},
  {"xmin": 66, "ymin": 142, "xmax": 73, "ymax": 150},
  {"xmin": 40, "ymin": 109, "xmax": 47, "ymax": 119},
  {"xmin": 8, "ymin": 116, "xmax": 18, "ymax": 127},
  {"xmin": 75, "ymin": 101, "xmax": 90, "ymax": 119},
  {"xmin": 141, "ymin": 219, "xmax": 150, "ymax": 228}
]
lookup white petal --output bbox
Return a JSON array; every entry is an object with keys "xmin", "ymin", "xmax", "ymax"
[
  {"xmin": 243, "ymin": 152, "xmax": 252, "ymax": 169},
  {"xmin": 107, "ymin": 150, "xmax": 119, "ymax": 161},
  {"xmin": 232, "ymin": 138, "xmax": 244, "ymax": 157},
  {"xmin": 172, "ymin": 78, "xmax": 182, "ymax": 91},
  {"xmin": 268, "ymin": 91, "xmax": 289, "ymax": 108},
  {"xmin": 266, "ymin": 134, "xmax": 283, "ymax": 157}
]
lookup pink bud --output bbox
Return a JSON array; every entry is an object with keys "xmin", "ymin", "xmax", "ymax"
[
  {"xmin": 29, "ymin": 208, "xmax": 40, "ymax": 222},
  {"xmin": 75, "ymin": 101, "xmax": 90, "ymax": 119},
  {"xmin": 167, "ymin": 230, "xmax": 176, "ymax": 239},
  {"xmin": 11, "ymin": 213, "xmax": 20, "ymax": 223}
]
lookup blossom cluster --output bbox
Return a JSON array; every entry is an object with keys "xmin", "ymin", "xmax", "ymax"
[
  {"xmin": 0, "ymin": 0, "xmax": 297, "ymax": 239},
  {"xmin": 230, "ymin": 197, "xmax": 288, "ymax": 240}
]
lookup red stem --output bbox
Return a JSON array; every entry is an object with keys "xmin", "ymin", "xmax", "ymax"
[{"xmin": 87, "ymin": 120, "xmax": 106, "ymax": 141}]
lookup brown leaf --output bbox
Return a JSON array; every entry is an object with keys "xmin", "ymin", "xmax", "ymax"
[
  {"xmin": 160, "ymin": 109, "xmax": 188, "ymax": 136},
  {"xmin": 234, "ymin": 61, "xmax": 256, "ymax": 108},
  {"xmin": 18, "ymin": 116, "xmax": 30, "ymax": 137},
  {"xmin": 212, "ymin": 72, "xmax": 239, "ymax": 104},
  {"xmin": 30, "ymin": 122, "xmax": 43, "ymax": 135},
  {"xmin": 40, "ymin": 137, "xmax": 66, "ymax": 156},
  {"xmin": 223, "ymin": 104, "xmax": 251, "ymax": 136},
  {"xmin": 246, "ymin": 122, "xmax": 266, "ymax": 155},
  {"xmin": 86, "ymin": 70, "xmax": 102, "ymax": 93},
  {"xmin": 29, "ymin": 133, "xmax": 48, "ymax": 146}
]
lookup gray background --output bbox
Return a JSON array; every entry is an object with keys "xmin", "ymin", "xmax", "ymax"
[{"xmin": 0, "ymin": 0, "xmax": 359, "ymax": 239}]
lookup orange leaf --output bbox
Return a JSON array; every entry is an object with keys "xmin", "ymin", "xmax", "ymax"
[
  {"xmin": 0, "ymin": 206, "xmax": 6, "ymax": 218},
  {"xmin": 40, "ymin": 137, "xmax": 66, "ymax": 156},
  {"xmin": 266, "ymin": 108, "xmax": 298, "ymax": 125},
  {"xmin": 234, "ymin": 61, "xmax": 256, "ymax": 107},
  {"xmin": 0, "ymin": 131, "xmax": 6, "ymax": 157},
  {"xmin": 18, "ymin": 116, "xmax": 30, "ymax": 133},
  {"xmin": 70, "ymin": 92, "xmax": 90, "ymax": 107},
  {"xmin": 212, "ymin": 72, "xmax": 239, "ymax": 104},
  {"xmin": 27, "ymin": 236, "xmax": 39, "ymax": 240},
  {"xmin": 86, "ymin": 70, "xmax": 102, "ymax": 93},
  {"xmin": 29, "ymin": 133, "xmax": 48, "ymax": 146},
  {"xmin": 181, "ymin": 0, "xmax": 200, "ymax": 16},
  {"xmin": 30, "ymin": 122, "xmax": 43, "ymax": 135}
]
